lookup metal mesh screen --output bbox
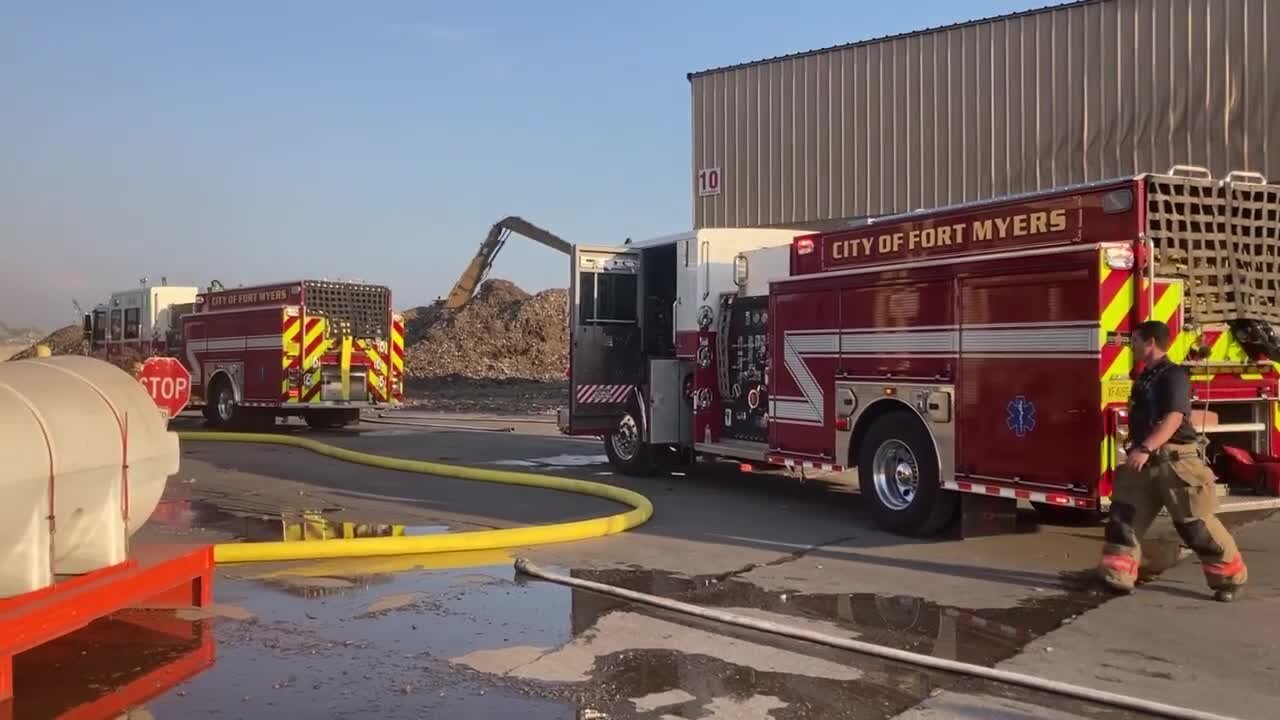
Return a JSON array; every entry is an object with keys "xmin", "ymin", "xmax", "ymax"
[
  {"xmin": 1146, "ymin": 174, "xmax": 1280, "ymax": 325},
  {"xmin": 303, "ymin": 281, "xmax": 390, "ymax": 338}
]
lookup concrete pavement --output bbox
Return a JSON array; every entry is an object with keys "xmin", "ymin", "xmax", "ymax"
[
  {"xmin": 103, "ymin": 420, "xmax": 1280, "ymax": 718},
  {"xmin": 903, "ymin": 514, "xmax": 1280, "ymax": 720}
]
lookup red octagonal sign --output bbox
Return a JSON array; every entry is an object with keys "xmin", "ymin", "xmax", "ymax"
[{"xmin": 139, "ymin": 356, "xmax": 191, "ymax": 420}]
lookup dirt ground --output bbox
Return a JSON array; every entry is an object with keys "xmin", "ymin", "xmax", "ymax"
[{"xmin": 402, "ymin": 378, "xmax": 566, "ymax": 415}]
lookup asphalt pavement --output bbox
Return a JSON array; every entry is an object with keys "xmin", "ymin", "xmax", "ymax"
[{"xmin": 14, "ymin": 417, "xmax": 1277, "ymax": 720}]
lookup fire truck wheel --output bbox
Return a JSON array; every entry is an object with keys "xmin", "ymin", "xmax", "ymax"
[
  {"xmin": 858, "ymin": 411, "xmax": 956, "ymax": 536},
  {"xmin": 204, "ymin": 377, "xmax": 239, "ymax": 428},
  {"xmin": 604, "ymin": 411, "xmax": 654, "ymax": 476}
]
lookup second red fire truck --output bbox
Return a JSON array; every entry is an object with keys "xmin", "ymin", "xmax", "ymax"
[
  {"xmin": 88, "ymin": 279, "xmax": 405, "ymax": 428},
  {"xmin": 561, "ymin": 167, "xmax": 1280, "ymax": 536}
]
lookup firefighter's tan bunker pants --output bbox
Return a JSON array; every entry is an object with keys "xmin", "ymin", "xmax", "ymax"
[{"xmin": 1098, "ymin": 443, "xmax": 1248, "ymax": 591}]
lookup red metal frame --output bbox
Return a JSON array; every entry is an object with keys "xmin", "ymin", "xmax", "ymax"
[
  {"xmin": 1, "ymin": 608, "xmax": 214, "ymax": 720},
  {"xmin": 0, "ymin": 544, "xmax": 214, "ymax": 703}
]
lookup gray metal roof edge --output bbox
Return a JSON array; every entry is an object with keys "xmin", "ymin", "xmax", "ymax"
[
  {"xmin": 839, "ymin": 174, "xmax": 1141, "ymax": 231},
  {"xmin": 686, "ymin": 0, "xmax": 1100, "ymax": 80}
]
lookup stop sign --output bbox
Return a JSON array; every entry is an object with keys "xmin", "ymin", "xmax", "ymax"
[{"xmin": 138, "ymin": 357, "xmax": 191, "ymax": 419}]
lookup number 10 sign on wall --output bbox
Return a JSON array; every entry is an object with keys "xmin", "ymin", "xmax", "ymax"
[{"xmin": 697, "ymin": 167, "xmax": 721, "ymax": 197}]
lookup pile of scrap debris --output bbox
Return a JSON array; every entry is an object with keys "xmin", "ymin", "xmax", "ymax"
[
  {"xmin": 402, "ymin": 279, "xmax": 568, "ymax": 383},
  {"xmin": 6, "ymin": 325, "xmax": 84, "ymax": 361}
]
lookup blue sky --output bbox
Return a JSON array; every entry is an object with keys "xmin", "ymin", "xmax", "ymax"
[{"xmin": 2, "ymin": 0, "xmax": 1039, "ymax": 329}]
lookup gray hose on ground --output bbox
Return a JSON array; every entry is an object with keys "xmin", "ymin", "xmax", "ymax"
[{"xmin": 514, "ymin": 558, "xmax": 1240, "ymax": 720}]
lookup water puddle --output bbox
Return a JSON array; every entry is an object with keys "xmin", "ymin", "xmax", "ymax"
[
  {"xmin": 490, "ymin": 454, "xmax": 610, "ymax": 468},
  {"xmin": 445, "ymin": 563, "xmax": 1119, "ymax": 719},
  {"xmin": 150, "ymin": 498, "xmax": 448, "ymax": 543},
  {"xmin": 562, "ymin": 567, "xmax": 1105, "ymax": 668},
  {"xmin": 5, "ymin": 609, "xmax": 215, "ymax": 720},
  {"xmin": 23, "ymin": 508, "xmax": 1266, "ymax": 719},
  {"xmin": 6, "ymin": 554, "xmax": 580, "ymax": 720},
  {"xmin": 0, "ymin": 553, "xmax": 1134, "ymax": 720}
]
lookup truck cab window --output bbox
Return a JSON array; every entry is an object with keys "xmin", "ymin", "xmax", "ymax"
[
  {"xmin": 579, "ymin": 271, "xmax": 638, "ymax": 325},
  {"xmin": 91, "ymin": 310, "xmax": 106, "ymax": 343},
  {"xmin": 578, "ymin": 271, "xmax": 596, "ymax": 325},
  {"xmin": 109, "ymin": 309, "xmax": 123, "ymax": 341},
  {"xmin": 596, "ymin": 273, "xmax": 638, "ymax": 322},
  {"xmin": 124, "ymin": 308, "xmax": 141, "ymax": 340}
]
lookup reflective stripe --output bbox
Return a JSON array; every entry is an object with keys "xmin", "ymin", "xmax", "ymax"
[
  {"xmin": 576, "ymin": 384, "xmax": 633, "ymax": 404},
  {"xmin": 1101, "ymin": 554, "xmax": 1138, "ymax": 576},
  {"xmin": 765, "ymin": 454, "xmax": 844, "ymax": 472},
  {"xmin": 339, "ymin": 335, "xmax": 353, "ymax": 401},
  {"xmin": 282, "ymin": 311, "xmax": 302, "ymax": 402},
  {"xmin": 941, "ymin": 479, "xmax": 1095, "ymax": 509},
  {"xmin": 1204, "ymin": 555, "xmax": 1246, "ymax": 577}
]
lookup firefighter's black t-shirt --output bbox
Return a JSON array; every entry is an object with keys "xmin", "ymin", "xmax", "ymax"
[{"xmin": 1128, "ymin": 357, "xmax": 1198, "ymax": 447}]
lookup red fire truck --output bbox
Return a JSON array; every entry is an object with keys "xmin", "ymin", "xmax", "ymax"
[
  {"xmin": 561, "ymin": 168, "xmax": 1280, "ymax": 536},
  {"xmin": 179, "ymin": 280, "xmax": 405, "ymax": 428}
]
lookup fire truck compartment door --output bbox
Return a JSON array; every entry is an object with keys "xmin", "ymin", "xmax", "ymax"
[
  {"xmin": 648, "ymin": 359, "xmax": 692, "ymax": 445},
  {"xmin": 957, "ymin": 266, "xmax": 1097, "ymax": 492},
  {"xmin": 570, "ymin": 246, "xmax": 644, "ymax": 434}
]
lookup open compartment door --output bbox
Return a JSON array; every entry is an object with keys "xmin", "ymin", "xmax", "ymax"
[{"xmin": 568, "ymin": 245, "xmax": 644, "ymax": 435}]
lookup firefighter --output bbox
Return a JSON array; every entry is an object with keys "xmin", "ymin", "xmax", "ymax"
[{"xmin": 1098, "ymin": 320, "xmax": 1248, "ymax": 601}]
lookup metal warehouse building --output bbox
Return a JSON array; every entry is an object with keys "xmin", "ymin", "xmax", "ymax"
[{"xmin": 689, "ymin": 0, "xmax": 1279, "ymax": 229}]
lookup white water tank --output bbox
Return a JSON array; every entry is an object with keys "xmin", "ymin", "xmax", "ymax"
[{"xmin": 0, "ymin": 356, "xmax": 178, "ymax": 598}]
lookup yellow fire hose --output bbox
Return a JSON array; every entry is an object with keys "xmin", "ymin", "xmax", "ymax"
[{"xmin": 177, "ymin": 432, "xmax": 653, "ymax": 564}]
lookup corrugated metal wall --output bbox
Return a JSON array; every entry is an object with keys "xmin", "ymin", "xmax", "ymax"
[{"xmin": 690, "ymin": 0, "xmax": 1280, "ymax": 229}]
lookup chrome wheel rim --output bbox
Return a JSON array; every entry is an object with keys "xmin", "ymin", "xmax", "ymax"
[
  {"xmin": 610, "ymin": 414, "xmax": 640, "ymax": 461},
  {"xmin": 872, "ymin": 440, "xmax": 919, "ymax": 511},
  {"xmin": 216, "ymin": 386, "xmax": 235, "ymax": 422}
]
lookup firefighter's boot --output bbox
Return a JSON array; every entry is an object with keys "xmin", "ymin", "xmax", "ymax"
[
  {"xmin": 1174, "ymin": 516, "xmax": 1248, "ymax": 598},
  {"xmin": 1098, "ymin": 464, "xmax": 1161, "ymax": 593},
  {"xmin": 1098, "ymin": 501, "xmax": 1141, "ymax": 594},
  {"xmin": 1163, "ymin": 451, "xmax": 1249, "ymax": 598}
]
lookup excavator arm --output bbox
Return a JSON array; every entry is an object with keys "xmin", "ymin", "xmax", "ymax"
[{"xmin": 443, "ymin": 216, "xmax": 572, "ymax": 310}]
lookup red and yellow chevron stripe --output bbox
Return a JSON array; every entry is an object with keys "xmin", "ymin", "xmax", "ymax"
[
  {"xmin": 390, "ymin": 313, "xmax": 405, "ymax": 403},
  {"xmin": 281, "ymin": 308, "xmax": 303, "ymax": 403},
  {"xmin": 1097, "ymin": 253, "xmax": 1185, "ymax": 497},
  {"xmin": 1099, "ymin": 252, "xmax": 1135, "ymax": 402},
  {"xmin": 1274, "ymin": 402, "xmax": 1280, "ymax": 459},
  {"xmin": 1098, "ymin": 246, "xmax": 1279, "ymax": 499},
  {"xmin": 1098, "ymin": 252, "xmax": 1134, "ymax": 498},
  {"xmin": 301, "ymin": 315, "xmax": 329, "ymax": 403},
  {"xmin": 356, "ymin": 338, "xmax": 388, "ymax": 402}
]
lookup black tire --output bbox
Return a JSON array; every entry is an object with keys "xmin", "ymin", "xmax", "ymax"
[
  {"xmin": 204, "ymin": 377, "xmax": 239, "ymax": 428},
  {"xmin": 603, "ymin": 409, "xmax": 655, "ymax": 476},
  {"xmin": 858, "ymin": 411, "xmax": 957, "ymax": 536},
  {"xmin": 656, "ymin": 444, "xmax": 696, "ymax": 471},
  {"xmin": 304, "ymin": 409, "xmax": 360, "ymax": 430}
]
